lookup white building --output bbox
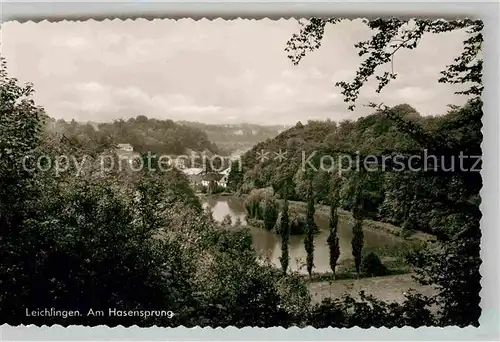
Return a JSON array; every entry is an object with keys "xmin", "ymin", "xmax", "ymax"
[
  {"xmin": 115, "ymin": 143, "xmax": 140, "ymax": 166},
  {"xmin": 217, "ymin": 167, "xmax": 231, "ymax": 188},
  {"xmin": 181, "ymin": 168, "xmax": 205, "ymax": 185},
  {"xmin": 166, "ymin": 156, "xmax": 187, "ymax": 169},
  {"xmin": 218, "ymin": 174, "xmax": 229, "ymax": 188},
  {"xmin": 117, "ymin": 143, "xmax": 134, "ymax": 152}
]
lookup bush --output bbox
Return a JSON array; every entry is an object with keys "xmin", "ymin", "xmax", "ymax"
[
  {"xmin": 212, "ymin": 186, "xmax": 227, "ymax": 194},
  {"xmin": 222, "ymin": 214, "xmax": 233, "ymax": 226},
  {"xmin": 275, "ymin": 208, "xmax": 306, "ymax": 235},
  {"xmin": 261, "ymin": 198, "xmax": 278, "ymax": 230},
  {"xmin": 244, "ymin": 187, "xmax": 274, "ymax": 219},
  {"xmin": 360, "ymin": 252, "xmax": 387, "ymax": 277}
]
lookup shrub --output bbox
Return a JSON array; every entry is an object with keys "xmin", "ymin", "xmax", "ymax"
[
  {"xmin": 275, "ymin": 207, "xmax": 306, "ymax": 235},
  {"xmin": 222, "ymin": 214, "xmax": 233, "ymax": 226},
  {"xmin": 262, "ymin": 198, "xmax": 278, "ymax": 230},
  {"xmin": 244, "ymin": 187, "xmax": 274, "ymax": 219},
  {"xmin": 360, "ymin": 252, "xmax": 387, "ymax": 277}
]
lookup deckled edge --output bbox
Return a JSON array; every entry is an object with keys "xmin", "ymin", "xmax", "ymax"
[{"xmin": 1, "ymin": 5, "xmax": 499, "ymax": 341}]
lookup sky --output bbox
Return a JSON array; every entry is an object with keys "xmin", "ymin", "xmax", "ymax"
[{"xmin": 1, "ymin": 18, "xmax": 471, "ymax": 125}]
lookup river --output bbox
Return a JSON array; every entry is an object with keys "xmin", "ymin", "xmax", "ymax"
[{"xmin": 202, "ymin": 195, "xmax": 403, "ymax": 274}]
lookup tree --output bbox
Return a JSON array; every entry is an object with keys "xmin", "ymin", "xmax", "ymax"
[
  {"xmin": 351, "ymin": 181, "xmax": 365, "ymax": 278},
  {"xmin": 304, "ymin": 179, "xmax": 315, "ymax": 278},
  {"xmin": 227, "ymin": 167, "xmax": 244, "ymax": 192},
  {"xmin": 351, "ymin": 219, "xmax": 364, "ymax": 277},
  {"xmin": 286, "ymin": 18, "xmax": 482, "ymax": 110},
  {"xmin": 1, "ymin": 58, "xmax": 47, "ymax": 320},
  {"xmin": 326, "ymin": 190, "xmax": 341, "ymax": 279},
  {"xmin": 286, "ymin": 18, "xmax": 483, "ymax": 326},
  {"xmin": 262, "ymin": 197, "xmax": 279, "ymax": 231},
  {"xmin": 1, "ymin": 59, "xmax": 315, "ymax": 327},
  {"xmin": 361, "ymin": 252, "xmax": 387, "ymax": 277},
  {"xmin": 279, "ymin": 194, "xmax": 290, "ymax": 275}
]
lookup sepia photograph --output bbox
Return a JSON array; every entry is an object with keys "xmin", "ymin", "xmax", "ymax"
[{"xmin": 0, "ymin": 17, "xmax": 483, "ymax": 328}]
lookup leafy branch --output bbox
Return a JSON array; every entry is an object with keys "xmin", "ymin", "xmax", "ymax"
[{"xmin": 286, "ymin": 18, "xmax": 483, "ymax": 110}]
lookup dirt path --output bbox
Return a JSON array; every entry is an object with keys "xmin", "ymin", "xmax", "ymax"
[{"xmin": 308, "ymin": 273, "xmax": 437, "ymax": 304}]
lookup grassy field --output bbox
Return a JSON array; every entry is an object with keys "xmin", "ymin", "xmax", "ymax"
[{"xmin": 307, "ymin": 273, "xmax": 437, "ymax": 305}]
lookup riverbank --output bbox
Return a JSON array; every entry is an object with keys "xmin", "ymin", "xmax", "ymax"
[
  {"xmin": 197, "ymin": 191, "xmax": 233, "ymax": 199},
  {"xmin": 225, "ymin": 192, "xmax": 435, "ymax": 242},
  {"xmin": 286, "ymin": 200, "xmax": 436, "ymax": 243},
  {"xmin": 201, "ymin": 194, "xmax": 432, "ymax": 275}
]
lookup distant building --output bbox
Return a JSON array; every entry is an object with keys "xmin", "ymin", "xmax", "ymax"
[
  {"xmin": 117, "ymin": 143, "xmax": 134, "ymax": 152},
  {"xmin": 218, "ymin": 174, "xmax": 229, "ymax": 188},
  {"xmin": 166, "ymin": 156, "xmax": 186, "ymax": 169},
  {"xmin": 181, "ymin": 167, "xmax": 230, "ymax": 190},
  {"xmin": 114, "ymin": 143, "xmax": 140, "ymax": 166},
  {"xmin": 220, "ymin": 167, "xmax": 231, "ymax": 176},
  {"xmin": 182, "ymin": 167, "xmax": 204, "ymax": 176},
  {"xmin": 201, "ymin": 172, "xmax": 224, "ymax": 189},
  {"xmin": 217, "ymin": 167, "xmax": 231, "ymax": 188},
  {"xmin": 181, "ymin": 168, "xmax": 205, "ymax": 185}
]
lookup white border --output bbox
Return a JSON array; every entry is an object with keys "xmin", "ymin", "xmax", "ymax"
[{"xmin": 0, "ymin": 1, "xmax": 499, "ymax": 341}]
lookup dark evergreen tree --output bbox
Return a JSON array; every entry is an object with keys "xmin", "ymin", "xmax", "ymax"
[
  {"xmin": 327, "ymin": 190, "xmax": 341, "ymax": 279},
  {"xmin": 351, "ymin": 219, "xmax": 364, "ymax": 277},
  {"xmin": 279, "ymin": 189, "xmax": 290, "ymax": 275},
  {"xmin": 304, "ymin": 179, "xmax": 315, "ymax": 278}
]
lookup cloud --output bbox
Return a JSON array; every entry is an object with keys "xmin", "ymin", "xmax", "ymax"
[
  {"xmin": 396, "ymin": 86, "xmax": 434, "ymax": 102},
  {"xmin": 1, "ymin": 19, "xmax": 471, "ymax": 124}
]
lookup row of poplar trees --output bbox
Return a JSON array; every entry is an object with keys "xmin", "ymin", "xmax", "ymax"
[{"xmin": 279, "ymin": 178, "xmax": 365, "ymax": 279}]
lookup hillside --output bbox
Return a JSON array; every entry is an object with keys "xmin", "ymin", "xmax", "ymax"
[
  {"xmin": 179, "ymin": 121, "xmax": 288, "ymax": 155},
  {"xmin": 229, "ymin": 102, "xmax": 482, "ymax": 240},
  {"xmin": 46, "ymin": 115, "xmax": 221, "ymax": 156}
]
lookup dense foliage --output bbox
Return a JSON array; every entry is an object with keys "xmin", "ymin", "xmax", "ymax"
[
  {"xmin": 46, "ymin": 115, "xmax": 220, "ymax": 157},
  {"xmin": 0, "ymin": 65, "xmax": 455, "ymax": 327},
  {"xmin": 282, "ymin": 17, "xmax": 483, "ymax": 327},
  {"xmin": 0, "ymin": 62, "xmax": 305, "ymax": 327},
  {"xmin": 234, "ymin": 102, "xmax": 481, "ymax": 240}
]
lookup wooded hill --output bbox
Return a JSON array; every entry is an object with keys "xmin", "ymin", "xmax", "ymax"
[
  {"xmin": 228, "ymin": 102, "xmax": 482, "ymax": 240},
  {"xmin": 46, "ymin": 115, "xmax": 221, "ymax": 156},
  {"xmin": 178, "ymin": 121, "xmax": 287, "ymax": 155}
]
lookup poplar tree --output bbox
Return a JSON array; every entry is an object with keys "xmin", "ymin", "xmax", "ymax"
[
  {"xmin": 279, "ymin": 188, "xmax": 290, "ymax": 275},
  {"xmin": 351, "ymin": 202, "xmax": 364, "ymax": 277},
  {"xmin": 304, "ymin": 179, "xmax": 315, "ymax": 278},
  {"xmin": 327, "ymin": 190, "xmax": 341, "ymax": 279}
]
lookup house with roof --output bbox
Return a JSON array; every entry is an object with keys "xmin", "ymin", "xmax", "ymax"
[
  {"xmin": 181, "ymin": 167, "xmax": 205, "ymax": 185},
  {"xmin": 117, "ymin": 143, "xmax": 134, "ymax": 152},
  {"xmin": 114, "ymin": 143, "xmax": 141, "ymax": 167},
  {"xmin": 201, "ymin": 172, "xmax": 223, "ymax": 188},
  {"xmin": 217, "ymin": 167, "xmax": 231, "ymax": 188},
  {"xmin": 201, "ymin": 172, "xmax": 225, "ymax": 193},
  {"xmin": 166, "ymin": 155, "xmax": 187, "ymax": 169}
]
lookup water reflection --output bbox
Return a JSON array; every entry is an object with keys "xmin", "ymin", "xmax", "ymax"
[{"xmin": 202, "ymin": 195, "xmax": 401, "ymax": 274}]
